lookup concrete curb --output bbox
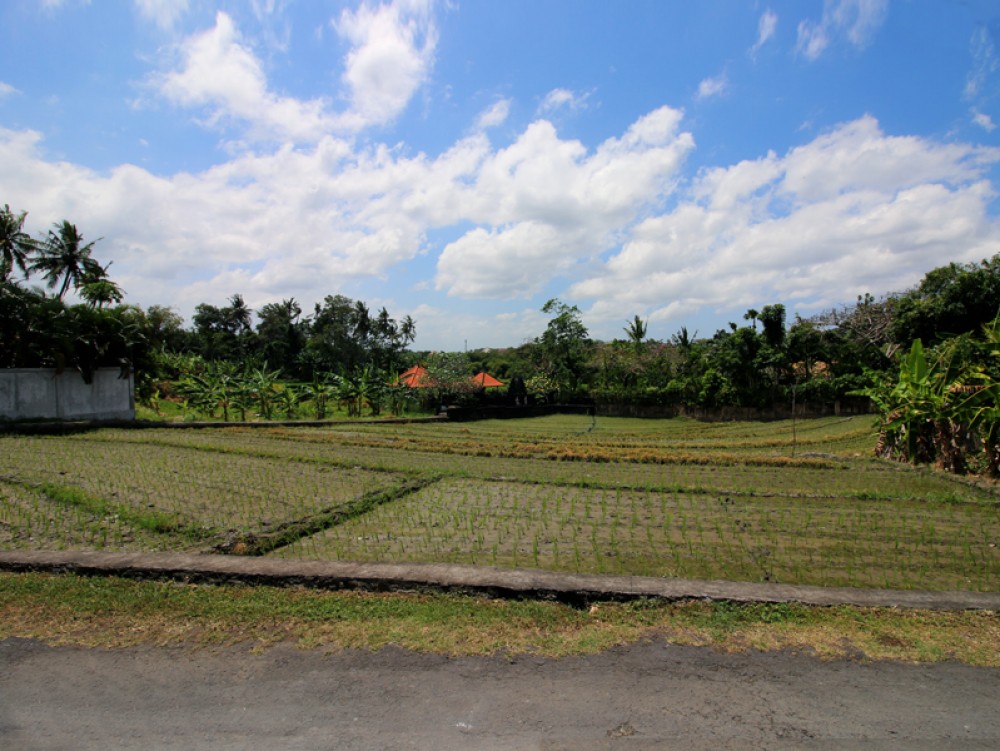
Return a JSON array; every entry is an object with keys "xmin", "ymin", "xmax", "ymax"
[{"xmin": 1, "ymin": 550, "xmax": 997, "ymax": 611}]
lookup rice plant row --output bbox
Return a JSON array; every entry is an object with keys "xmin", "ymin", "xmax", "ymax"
[
  {"xmin": 0, "ymin": 480, "xmax": 174, "ymax": 552},
  {"xmin": 3, "ymin": 416, "xmax": 997, "ymax": 592},
  {"xmin": 73, "ymin": 426, "xmax": 1000, "ymax": 505},
  {"xmin": 272, "ymin": 478, "xmax": 1000, "ymax": 591},
  {"xmin": 0, "ymin": 434, "xmax": 409, "ymax": 544},
  {"xmin": 298, "ymin": 413, "xmax": 876, "ymax": 455}
]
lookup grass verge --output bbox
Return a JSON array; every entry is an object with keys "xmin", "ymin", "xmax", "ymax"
[
  {"xmin": 37, "ymin": 483, "xmax": 188, "ymax": 536},
  {"xmin": 0, "ymin": 572, "xmax": 996, "ymax": 666}
]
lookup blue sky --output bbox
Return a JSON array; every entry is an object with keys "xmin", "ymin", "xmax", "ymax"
[{"xmin": 2, "ymin": 0, "xmax": 999, "ymax": 351}]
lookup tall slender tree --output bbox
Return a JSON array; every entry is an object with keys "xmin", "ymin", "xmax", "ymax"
[
  {"xmin": 0, "ymin": 204, "xmax": 37, "ymax": 281},
  {"xmin": 30, "ymin": 220, "xmax": 102, "ymax": 299},
  {"xmin": 624, "ymin": 315, "xmax": 647, "ymax": 351}
]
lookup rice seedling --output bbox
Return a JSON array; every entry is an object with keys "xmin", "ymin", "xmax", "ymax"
[
  {"xmin": 3, "ymin": 415, "xmax": 997, "ymax": 590},
  {"xmin": 271, "ymin": 477, "xmax": 999, "ymax": 591},
  {"xmin": 0, "ymin": 433, "xmax": 411, "ymax": 548}
]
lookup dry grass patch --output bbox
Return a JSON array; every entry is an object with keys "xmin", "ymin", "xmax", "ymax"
[{"xmin": 0, "ymin": 573, "xmax": 996, "ymax": 666}]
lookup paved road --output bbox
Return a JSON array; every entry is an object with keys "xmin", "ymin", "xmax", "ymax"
[{"xmin": 2, "ymin": 637, "xmax": 998, "ymax": 750}]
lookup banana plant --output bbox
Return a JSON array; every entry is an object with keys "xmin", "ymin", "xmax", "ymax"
[
  {"xmin": 385, "ymin": 380, "xmax": 414, "ymax": 416},
  {"xmin": 276, "ymin": 383, "xmax": 300, "ymax": 420},
  {"xmin": 950, "ymin": 316, "xmax": 1000, "ymax": 474},
  {"xmin": 305, "ymin": 375, "xmax": 335, "ymax": 420},
  {"xmin": 245, "ymin": 364, "xmax": 282, "ymax": 419},
  {"xmin": 177, "ymin": 361, "xmax": 239, "ymax": 421},
  {"xmin": 326, "ymin": 373, "xmax": 355, "ymax": 417},
  {"xmin": 857, "ymin": 318, "xmax": 1000, "ymax": 474}
]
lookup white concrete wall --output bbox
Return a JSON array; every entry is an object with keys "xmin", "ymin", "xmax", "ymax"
[{"xmin": 0, "ymin": 368, "xmax": 134, "ymax": 421}]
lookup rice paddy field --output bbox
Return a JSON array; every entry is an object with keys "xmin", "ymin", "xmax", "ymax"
[{"xmin": 1, "ymin": 414, "xmax": 998, "ymax": 591}]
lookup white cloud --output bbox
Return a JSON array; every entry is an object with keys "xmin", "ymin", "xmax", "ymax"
[
  {"xmin": 795, "ymin": 20, "xmax": 829, "ymax": 61},
  {"xmin": 475, "ymin": 99, "xmax": 510, "ymax": 130},
  {"xmin": 749, "ymin": 10, "xmax": 778, "ymax": 58},
  {"xmin": 151, "ymin": 2, "xmax": 435, "ymax": 144},
  {"xmin": 436, "ymin": 222, "xmax": 586, "ymax": 298},
  {"xmin": 965, "ymin": 26, "xmax": 999, "ymax": 100},
  {"xmin": 153, "ymin": 12, "xmax": 339, "ymax": 143},
  {"xmin": 0, "ymin": 103, "xmax": 693, "ymax": 328},
  {"xmin": 334, "ymin": 0, "xmax": 437, "ymax": 130},
  {"xmin": 4, "ymin": 101, "xmax": 999, "ymax": 347},
  {"xmin": 972, "ymin": 110, "xmax": 997, "ymax": 132},
  {"xmin": 696, "ymin": 73, "xmax": 728, "ymax": 101},
  {"xmin": 0, "ymin": 125, "xmax": 420, "ymax": 313},
  {"xmin": 538, "ymin": 88, "xmax": 590, "ymax": 114},
  {"xmin": 835, "ymin": 0, "xmax": 889, "ymax": 47},
  {"xmin": 568, "ymin": 116, "xmax": 1000, "ymax": 335},
  {"xmin": 434, "ymin": 107, "xmax": 693, "ymax": 298},
  {"xmin": 410, "ymin": 303, "xmax": 544, "ymax": 350},
  {"xmin": 133, "ymin": 0, "xmax": 189, "ymax": 31},
  {"xmin": 796, "ymin": 0, "xmax": 888, "ymax": 61},
  {"xmin": 0, "ymin": 82, "xmax": 19, "ymax": 98}
]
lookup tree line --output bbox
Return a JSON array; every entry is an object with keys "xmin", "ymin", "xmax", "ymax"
[{"xmin": 3, "ymin": 202, "xmax": 998, "ymax": 474}]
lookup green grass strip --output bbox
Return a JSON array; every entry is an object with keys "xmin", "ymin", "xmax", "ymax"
[
  {"xmin": 34, "ymin": 482, "xmax": 215, "ymax": 542},
  {"xmin": 217, "ymin": 476, "xmax": 442, "ymax": 556}
]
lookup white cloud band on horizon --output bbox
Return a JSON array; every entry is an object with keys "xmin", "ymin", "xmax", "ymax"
[{"xmin": 2, "ymin": 100, "xmax": 997, "ymax": 348}]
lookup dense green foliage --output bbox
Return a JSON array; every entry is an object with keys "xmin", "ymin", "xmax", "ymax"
[
  {"xmin": 855, "ymin": 319, "xmax": 1000, "ymax": 475},
  {"xmin": 0, "ymin": 282, "xmax": 149, "ymax": 382}
]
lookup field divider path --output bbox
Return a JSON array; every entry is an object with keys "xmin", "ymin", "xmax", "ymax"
[
  {"xmin": 1, "ymin": 549, "xmax": 997, "ymax": 611},
  {"xmin": 211, "ymin": 476, "xmax": 442, "ymax": 556}
]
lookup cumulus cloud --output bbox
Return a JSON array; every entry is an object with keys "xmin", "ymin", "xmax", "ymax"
[
  {"xmin": 4, "ymin": 96, "xmax": 999, "ymax": 346},
  {"xmin": 796, "ymin": 0, "xmax": 888, "ymax": 61},
  {"xmin": 151, "ymin": 2, "xmax": 435, "ymax": 144},
  {"xmin": 569, "ymin": 116, "xmax": 1000, "ymax": 333},
  {"xmin": 0, "ymin": 124, "xmax": 423, "ymax": 314},
  {"xmin": 0, "ymin": 82, "xmax": 19, "ymax": 98},
  {"xmin": 153, "ymin": 12, "xmax": 338, "ymax": 143},
  {"xmin": 0, "ymin": 103, "xmax": 693, "ymax": 323},
  {"xmin": 434, "ymin": 106, "xmax": 693, "ymax": 298},
  {"xmin": 749, "ymin": 9, "xmax": 778, "ymax": 59},
  {"xmin": 436, "ymin": 222, "xmax": 585, "ymax": 298},
  {"xmin": 333, "ymin": 0, "xmax": 437, "ymax": 130}
]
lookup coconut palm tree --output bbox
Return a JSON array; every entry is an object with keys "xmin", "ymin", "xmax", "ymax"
[
  {"xmin": 30, "ymin": 220, "xmax": 102, "ymax": 300},
  {"xmin": 226, "ymin": 293, "xmax": 253, "ymax": 333},
  {"xmin": 0, "ymin": 204, "xmax": 37, "ymax": 282},
  {"xmin": 624, "ymin": 315, "xmax": 647, "ymax": 351},
  {"xmin": 77, "ymin": 261, "xmax": 125, "ymax": 309}
]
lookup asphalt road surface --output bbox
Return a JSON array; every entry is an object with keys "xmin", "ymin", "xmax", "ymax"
[{"xmin": 2, "ymin": 637, "xmax": 998, "ymax": 750}]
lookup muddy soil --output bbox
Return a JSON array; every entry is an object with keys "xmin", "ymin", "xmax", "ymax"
[{"xmin": 2, "ymin": 637, "xmax": 999, "ymax": 750}]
